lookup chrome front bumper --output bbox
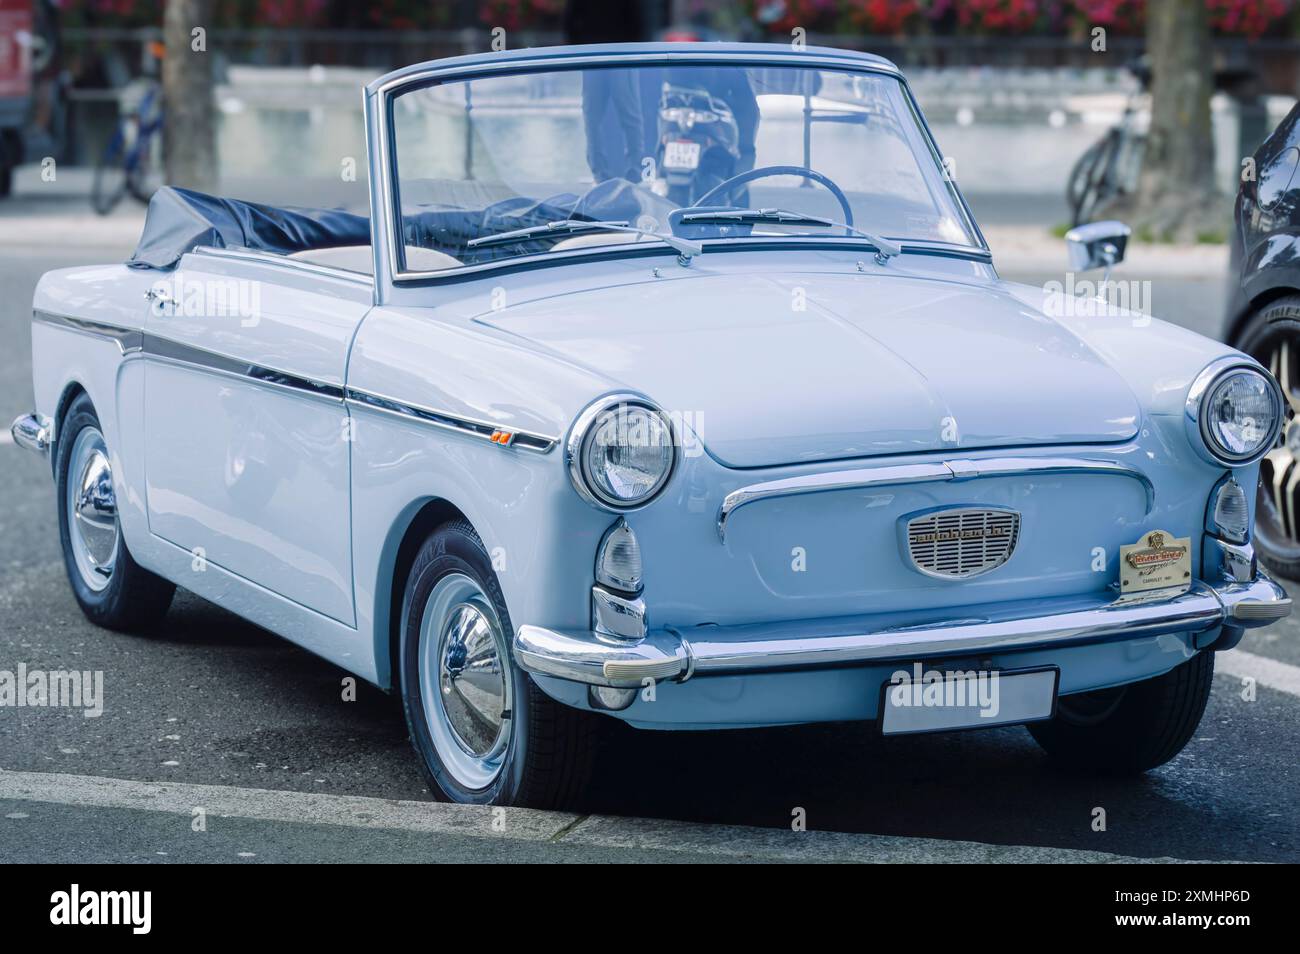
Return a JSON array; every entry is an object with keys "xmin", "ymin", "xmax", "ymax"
[
  {"xmin": 10, "ymin": 413, "xmax": 52, "ymax": 459},
  {"xmin": 515, "ymin": 576, "xmax": 1291, "ymax": 689}
]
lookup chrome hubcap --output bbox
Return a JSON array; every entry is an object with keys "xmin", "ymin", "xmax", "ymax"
[
  {"xmin": 1260, "ymin": 341, "xmax": 1300, "ymax": 546},
  {"xmin": 66, "ymin": 427, "xmax": 119, "ymax": 592},
  {"xmin": 419, "ymin": 573, "xmax": 511, "ymax": 790}
]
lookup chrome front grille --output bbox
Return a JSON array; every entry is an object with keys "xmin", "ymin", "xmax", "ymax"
[{"xmin": 906, "ymin": 508, "xmax": 1020, "ymax": 579}]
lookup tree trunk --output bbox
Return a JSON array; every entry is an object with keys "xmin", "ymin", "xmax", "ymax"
[
  {"xmin": 1106, "ymin": 0, "xmax": 1224, "ymax": 242},
  {"xmin": 162, "ymin": 0, "xmax": 216, "ymax": 192}
]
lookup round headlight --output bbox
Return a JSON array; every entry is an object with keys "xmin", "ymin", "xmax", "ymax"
[
  {"xmin": 1189, "ymin": 363, "xmax": 1282, "ymax": 465},
  {"xmin": 568, "ymin": 397, "xmax": 676, "ymax": 510}
]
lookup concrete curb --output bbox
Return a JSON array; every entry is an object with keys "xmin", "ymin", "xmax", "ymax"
[{"xmin": 0, "ymin": 768, "xmax": 1205, "ymax": 863}]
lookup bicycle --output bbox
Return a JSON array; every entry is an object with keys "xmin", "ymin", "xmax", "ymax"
[
  {"xmin": 92, "ymin": 76, "xmax": 163, "ymax": 216},
  {"xmin": 1066, "ymin": 60, "xmax": 1149, "ymax": 227}
]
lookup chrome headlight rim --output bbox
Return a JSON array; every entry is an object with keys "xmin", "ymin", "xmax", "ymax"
[
  {"xmin": 566, "ymin": 393, "xmax": 677, "ymax": 512},
  {"xmin": 1185, "ymin": 358, "xmax": 1284, "ymax": 467}
]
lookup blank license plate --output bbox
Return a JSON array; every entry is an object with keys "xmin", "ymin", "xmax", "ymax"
[
  {"xmin": 879, "ymin": 666, "xmax": 1058, "ymax": 736},
  {"xmin": 663, "ymin": 140, "xmax": 701, "ymax": 170}
]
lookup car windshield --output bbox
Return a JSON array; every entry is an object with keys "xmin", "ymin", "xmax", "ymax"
[{"xmin": 388, "ymin": 59, "xmax": 980, "ymax": 274}]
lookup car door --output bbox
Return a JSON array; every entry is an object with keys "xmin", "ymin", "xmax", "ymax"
[{"xmin": 142, "ymin": 251, "xmax": 371, "ymax": 626}]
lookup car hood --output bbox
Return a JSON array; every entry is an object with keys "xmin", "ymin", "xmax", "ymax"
[{"xmin": 479, "ymin": 270, "xmax": 1142, "ymax": 468}]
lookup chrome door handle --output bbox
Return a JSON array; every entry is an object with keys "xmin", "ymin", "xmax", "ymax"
[{"xmin": 144, "ymin": 287, "xmax": 176, "ymax": 309}]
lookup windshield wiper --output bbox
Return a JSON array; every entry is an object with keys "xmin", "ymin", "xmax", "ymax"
[
  {"xmin": 466, "ymin": 219, "xmax": 702, "ymax": 261},
  {"xmin": 675, "ymin": 208, "xmax": 902, "ymax": 262}
]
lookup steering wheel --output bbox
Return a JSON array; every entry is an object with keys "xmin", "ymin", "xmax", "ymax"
[{"xmin": 689, "ymin": 164, "xmax": 854, "ymax": 227}]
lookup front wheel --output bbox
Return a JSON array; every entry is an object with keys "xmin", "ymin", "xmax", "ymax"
[
  {"xmin": 398, "ymin": 520, "xmax": 600, "ymax": 807},
  {"xmin": 1027, "ymin": 652, "xmax": 1213, "ymax": 774}
]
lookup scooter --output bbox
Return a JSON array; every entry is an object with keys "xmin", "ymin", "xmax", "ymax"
[{"xmin": 655, "ymin": 83, "xmax": 740, "ymax": 207}]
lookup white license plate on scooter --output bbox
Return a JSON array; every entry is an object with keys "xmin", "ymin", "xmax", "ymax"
[{"xmin": 663, "ymin": 140, "xmax": 701, "ymax": 170}]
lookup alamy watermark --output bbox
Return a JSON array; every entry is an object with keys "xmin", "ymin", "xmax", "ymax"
[
  {"xmin": 0, "ymin": 664, "xmax": 104, "ymax": 718},
  {"xmin": 887, "ymin": 663, "xmax": 1001, "ymax": 719},
  {"xmin": 148, "ymin": 276, "xmax": 262, "ymax": 326},
  {"xmin": 1041, "ymin": 273, "xmax": 1152, "ymax": 320},
  {"xmin": 593, "ymin": 403, "xmax": 706, "ymax": 459}
]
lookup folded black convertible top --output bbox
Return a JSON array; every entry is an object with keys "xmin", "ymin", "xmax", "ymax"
[
  {"xmin": 128, "ymin": 180, "xmax": 680, "ymax": 270},
  {"xmin": 128, "ymin": 187, "xmax": 371, "ymax": 269}
]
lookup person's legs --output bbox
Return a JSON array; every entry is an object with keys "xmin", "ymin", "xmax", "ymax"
[
  {"xmin": 608, "ymin": 71, "xmax": 646, "ymax": 181},
  {"xmin": 581, "ymin": 71, "xmax": 618, "ymax": 182}
]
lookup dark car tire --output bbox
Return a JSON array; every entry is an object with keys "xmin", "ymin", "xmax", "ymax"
[
  {"xmin": 1231, "ymin": 294, "xmax": 1300, "ymax": 578},
  {"xmin": 1027, "ymin": 652, "xmax": 1213, "ymax": 774},
  {"xmin": 56, "ymin": 393, "xmax": 175, "ymax": 631},
  {"xmin": 0, "ymin": 132, "xmax": 15, "ymax": 198},
  {"xmin": 398, "ymin": 519, "xmax": 600, "ymax": 808}
]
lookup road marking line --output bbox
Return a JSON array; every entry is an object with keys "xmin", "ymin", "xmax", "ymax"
[
  {"xmin": 1216, "ymin": 649, "xmax": 1300, "ymax": 698},
  {"xmin": 0, "ymin": 431, "xmax": 13, "ymax": 446},
  {"xmin": 0, "ymin": 768, "xmax": 1202, "ymax": 863}
]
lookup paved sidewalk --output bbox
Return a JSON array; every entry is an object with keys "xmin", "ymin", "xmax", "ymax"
[{"xmin": 0, "ymin": 169, "xmax": 145, "ymax": 251}]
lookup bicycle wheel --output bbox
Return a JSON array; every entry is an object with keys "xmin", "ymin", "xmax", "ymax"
[
  {"xmin": 126, "ymin": 103, "xmax": 164, "ymax": 204},
  {"xmin": 126, "ymin": 137, "xmax": 162, "ymax": 205},
  {"xmin": 91, "ymin": 131, "xmax": 129, "ymax": 216},
  {"xmin": 1067, "ymin": 133, "xmax": 1116, "ymax": 227}
]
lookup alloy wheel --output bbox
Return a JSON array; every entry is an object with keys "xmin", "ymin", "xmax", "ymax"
[{"xmin": 1255, "ymin": 336, "xmax": 1300, "ymax": 563}]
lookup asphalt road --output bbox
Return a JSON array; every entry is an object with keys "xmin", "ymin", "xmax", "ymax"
[{"xmin": 1, "ymin": 243, "xmax": 1297, "ymax": 863}]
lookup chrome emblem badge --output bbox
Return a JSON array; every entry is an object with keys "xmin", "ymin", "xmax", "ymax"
[
  {"xmin": 1119, "ymin": 528, "xmax": 1192, "ymax": 593},
  {"xmin": 905, "ymin": 507, "xmax": 1020, "ymax": 579}
]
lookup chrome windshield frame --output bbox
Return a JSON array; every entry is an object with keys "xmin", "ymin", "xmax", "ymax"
[{"xmin": 365, "ymin": 43, "xmax": 990, "ymax": 298}]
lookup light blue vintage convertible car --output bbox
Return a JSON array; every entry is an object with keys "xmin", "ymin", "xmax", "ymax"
[{"xmin": 12, "ymin": 44, "xmax": 1293, "ymax": 807}]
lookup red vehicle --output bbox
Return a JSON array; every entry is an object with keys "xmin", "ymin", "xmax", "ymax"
[
  {"xmin": 0, "ymin": 0, "xmax": 33, "ymax": 194},
  {"xmin": 0, "ymin": 0, "xmax": 63, "ymax": 197}
]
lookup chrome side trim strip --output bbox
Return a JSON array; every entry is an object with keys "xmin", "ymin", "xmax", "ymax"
[
  {"xmin": 717, "ymin": 455, "xmax": 1155, "ymax": 541},
  {"xmin": 345, "ymin": 387, "xmax": 558, "ymax": 453},
  {"xmin": 514, "ymin": 576, "xmax": 1290, "ymax": 688},
  {"xmin": 143, "ymin": 335, "xmax": 346, "ymax": 402},
  {"xmin": 34, "ymin": 311, "xmax": 557, "ymax": 452},
  {"xmin": 34, "ymin": 310, "xmax": 143, "ymax": 354}
]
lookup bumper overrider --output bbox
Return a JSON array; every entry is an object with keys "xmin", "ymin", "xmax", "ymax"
[
  {"xmin": 10, "ymin": 413, "xmax": 52, "ymax": 458},
  {"xmin": 515, "ymin": 575, "xmax": 1290, "ymax": 690}
]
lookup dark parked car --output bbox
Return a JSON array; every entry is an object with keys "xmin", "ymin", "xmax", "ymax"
[{"xmin": 1227, "ymin": 101, "xmax": 1300, "ymax": 578}]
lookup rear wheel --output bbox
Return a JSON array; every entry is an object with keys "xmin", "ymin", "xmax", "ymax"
[
  {"xmin": 398, "ymin": 520, "xmax": 600, "ymax": 807},
  {"xmin": 1027, "ymin": 652, "xmax": 1214, "ymax": 773},
  {"xmin": 1232, "ymin": 295, "xmax": 1300, "ymax": 578},
  {"xmin": 56, "ymin": 393, "xmax": 175, "ymax": 630}
]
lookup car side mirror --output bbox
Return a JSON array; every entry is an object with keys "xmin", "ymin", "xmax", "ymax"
[{"xmin": 1064, "ymin": 220, "xmax": 1131, "ymax": 278}]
